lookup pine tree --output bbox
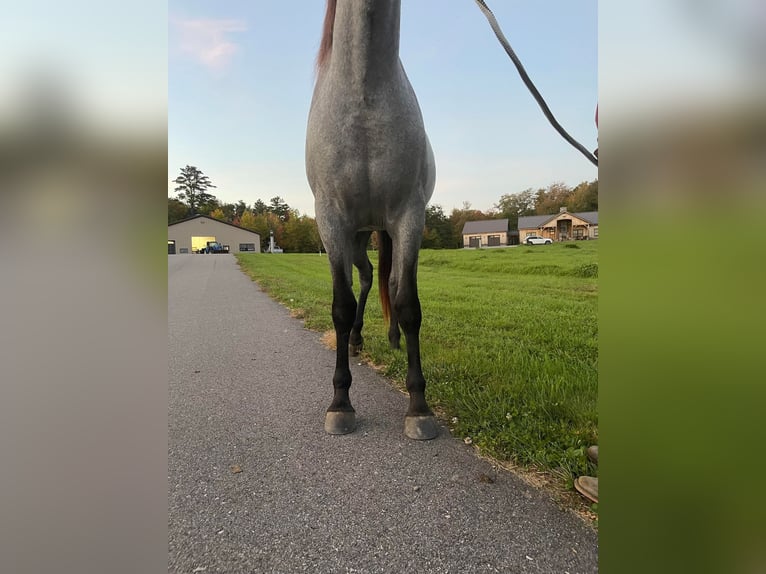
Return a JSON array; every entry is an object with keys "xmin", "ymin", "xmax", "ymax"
[{"xmin": 173, "ymin": 165, "xmax": 217, "ymax": 215}]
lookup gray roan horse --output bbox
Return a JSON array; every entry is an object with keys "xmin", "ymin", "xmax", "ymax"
[{"xmin": 305, "ymin": 0, "xmax": 437, "ymax": 440}]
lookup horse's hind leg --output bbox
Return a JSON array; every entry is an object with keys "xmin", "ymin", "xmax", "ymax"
[
  {"xmin": 392, "ymin": 225, "xmax": 438, "ymax": 440},
  {"xmin": 324, "ymin": 246, "xmax": 358, "ymax": 435},
  {"xmin": 349, "ymin": 231, "xmax": 373, "ymax": 357}
]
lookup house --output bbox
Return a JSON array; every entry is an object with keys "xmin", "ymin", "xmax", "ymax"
[
  {"xmin": 168, "ymin": 214, "xmax": 262, "ymax": 254},
  {"xmin": 518, "ymin": 208, "xmax": 598, "ymax": 242},
  {"xmin": 461, "ymin": 219, "xmax": 511, "ymax": 248}
]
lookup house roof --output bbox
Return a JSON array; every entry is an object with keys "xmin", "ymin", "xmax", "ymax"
[
  {"xmin": 517, "ymin": 214, "xmax": 554, "ymax": 229},
  {"xmin": 461, "ymin": 219, "xmax": 509, "ymax": 235},
  {"xmin": 168, "ymin": 213, "xmax": 260, "ymax": 234},
  {"xmin": 518, "ymin": 211, "xmax": 598, "ymax": 229},
  {"xmin": 576, "ymin": 211, "xmax": 598, "ymax": 224}
]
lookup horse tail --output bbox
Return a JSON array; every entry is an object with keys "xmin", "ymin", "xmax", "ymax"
[
  {"xmin": 316, "ymin": 0, "xmax": 337, "ymax": 71},
  {"xmin": 378, "ymin": 230, "xmax": 393, "ymax": 325}
]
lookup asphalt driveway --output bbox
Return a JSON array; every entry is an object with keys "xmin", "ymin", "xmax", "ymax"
[{"xmin": 168, "ymin": 254, "xmax": 598, "ymax": 573}]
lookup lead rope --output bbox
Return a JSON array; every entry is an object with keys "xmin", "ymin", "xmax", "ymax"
[{"xmin": 473, "ymin": 0, "xmax": 598, "ymax": 167}]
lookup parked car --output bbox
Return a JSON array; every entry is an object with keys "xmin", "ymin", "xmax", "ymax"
[{"xmin": 525, "ymin": 236, "xmax": 552, "ymax": 245}]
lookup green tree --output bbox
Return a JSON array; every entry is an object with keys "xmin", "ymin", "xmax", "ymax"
[
  {"xmin": 219, "ymin": 203, "xmax": 237, "ymax": 222},
  {"xmin": 173, "ymin": 165, "xmax": 217, "ymax": 215},
  {"xmin": 282, "ymin": 214, "xmax": 321, "ymax": 253},
  {"xmin": 268, "ymin": 196, "xmax": 291, "ymax": 222},
  {"xmin": 239, "ymin": 210, "xmax": 257, "ymax": 232},
  {"xmin": 234, "ymin": 200, "xmax": 248, "ymax": 220},
  {"xmin": 309, "ymin": 219, "xmax": 323, "ymax": 253},
  {"xmin": 252, "ymin": 199, "xmax": 268, "ymax": 215},
  {"xmin": 535, "ymin": 182, "xmax": 572, "ymax": 215},
  {"xmin": 494, "ymin": 188, "xmax": 537, "ymax": 230},
  {"xmin": 168, "ymin": 197, "xmax": 189, "ymax": 224},
  {"xmin": 422, "ymin": 204, "xmax": 453, "ymax": 249},
  {"xmin": 237, "ymin": 210, "xmax": 282, "ymax": 251},
  {"xmin": 209, "ymin": 207, "xmax": 226, "ymax": 221},
  {"xmin": 568, "ymin": 179, "xmax": 598, "ymax": 212}
]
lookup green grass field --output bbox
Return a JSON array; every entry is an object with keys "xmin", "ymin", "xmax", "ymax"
[{"xmin": 237, "ymin": 242, "xmax": 598, "ymax": 492}]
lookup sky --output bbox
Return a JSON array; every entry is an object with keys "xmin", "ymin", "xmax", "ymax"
[{"xmin": 168, "ymin": 1, "xmax": 598, "ymax": 217}]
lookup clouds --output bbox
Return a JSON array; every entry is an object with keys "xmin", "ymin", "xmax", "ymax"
[{"xmin": 172, "ymin": 18, "xmax": 247, "ymax": 71}]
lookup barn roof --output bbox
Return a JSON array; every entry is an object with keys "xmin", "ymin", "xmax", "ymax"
[
  {"xmin": 461, "ymin": 219, "xmax": 509, "ymax": 235},
  {"xmin": 168, "ymin": 213, "xmax": 259, "ymax": 233}
]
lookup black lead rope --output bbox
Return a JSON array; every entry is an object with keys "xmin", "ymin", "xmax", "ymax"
[{"xmin": 473, "ymin": 0, "xmax": 598, "ymax": 167}]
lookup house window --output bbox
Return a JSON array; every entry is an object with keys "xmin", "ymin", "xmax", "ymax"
[
  {"xmin": 239, "ymin": 243, "xmax": 256, "ymax": 252},
  {"xmin": 573, "ymin": 229, "xmax": 584, "ymax": 239},
  {"xmin": 487, "ymin": 235, "xmax": 500, "ymax": 247},
  {"xmin": 593, "ymin": 228, "xmax": 599, "ymax": 238}
]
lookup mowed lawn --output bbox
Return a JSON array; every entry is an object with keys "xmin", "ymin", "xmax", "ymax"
[{"xmin": 237, "ymin": 242, "xmax": 598, "ymax": 487}]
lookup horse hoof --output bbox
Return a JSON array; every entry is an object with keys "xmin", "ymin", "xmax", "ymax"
[
  {"xmin": 325, "ymin": 411, "xmax": 356, "ymax": 435},
  {"xmin": 404, "ymin": 416, "xmax": 438, "ymax": 440},
  {"xmin": 349, "ymin": 342, "xmax": 362, "ymax": 357}
]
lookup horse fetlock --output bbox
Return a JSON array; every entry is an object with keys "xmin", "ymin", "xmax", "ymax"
[
  {"xmin": 332, "ymin": 370, "xmax": 352, "ymax": 388},
  {"xmin": 349, "ymin": 332, "xmax": 364, "ymax": 356},
  {"xmin": 388, "ymin": 328, "xmax": 401, "ymax": 350}
]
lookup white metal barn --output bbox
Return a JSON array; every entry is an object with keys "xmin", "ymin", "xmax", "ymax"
[{"xmin": 168, "ymin": 215, "xmax": 262, "ymax": 254}]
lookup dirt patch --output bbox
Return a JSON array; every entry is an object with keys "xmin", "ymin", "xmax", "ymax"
[{"xmin": 320, "ymin": 330, "xmax": 336, "ymax": 350}]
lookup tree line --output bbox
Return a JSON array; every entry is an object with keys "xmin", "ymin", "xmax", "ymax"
[{"xmin": 169, "ymin": 165, "xmax": 598, "ymax": 252}]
